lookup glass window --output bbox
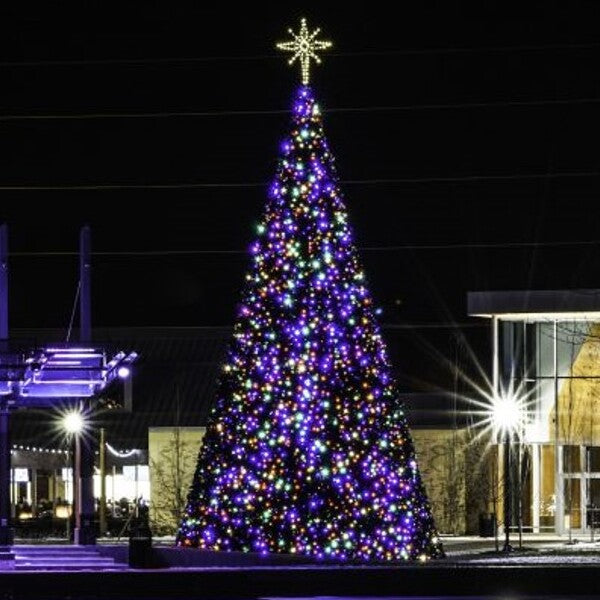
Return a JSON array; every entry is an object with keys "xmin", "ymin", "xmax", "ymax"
[
  {"xmin": 586, "ymin": 480, "xmax": 600, "ymax": 527},
  {"xmin": 536, "ymin": 323, "xmax": 556, "ymax": 378},
  {"xmin": 588, "ymin": 447, "xmax": 600, "ymax": 472},
  {"xmin": 540, "ymin": 445, "xmax": 555, "ymax": 520},
  {"xmin": 564, "ymin": 478, "xmax": 581, "ymax": 530},
  {"xmin": 563, "ymin": 445, "xmax": 581, "ymax": 473},
  {"xmin": 558, "ymin": 321, "xmax": 600, "ymax": 378}
]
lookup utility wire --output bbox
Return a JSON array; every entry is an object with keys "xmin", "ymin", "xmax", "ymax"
[
  {"xmin": 1, "ymin": 41, "xmax": 598, "ymax": 67},
  {"xmin": 65, "ymin": 280, "xmax": 81, "ymax": 342},
  {"xmin": 9, "ymin": 239, "xmax": 600, "ymax": 258},
  {"xmin": 1, "ymin": 171, "xmax": 598, "ymax": 191},
  {"xmin": 2, "ymin": 97, "xmax": 599, "ymax": 121}
]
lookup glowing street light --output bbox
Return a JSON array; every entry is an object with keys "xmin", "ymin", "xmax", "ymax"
[
  {"xmin": 117, "ymin": 366, "xmax": 131, "ymax": 379},
  {"xmin": 57, "ymin": 407, "xmax": 91, "ymax": 544},
  {"xmin": 490, "ymin": 391, "xmax": 524, "ymax": 553},
  {"xmin": 491, "ymin": 392, "xmax": 523, "ymax": 435},
  {"xmin": 62, "ymin": 411, "xmax": 85, "ymax": 436}
]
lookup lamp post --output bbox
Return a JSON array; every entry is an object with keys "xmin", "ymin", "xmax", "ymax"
[
  {"xmin": 62, "ymin": 432, "xmax": 74, "ymax": 541},
  {"xmin": 61, "ymin": 409, "xmax": 93, "ymax": 545},
  {"xmin": 491, "ymin": 392, "xmax": 522, "ymax": 553},
  {"xmin": 0, "ymin": 224, "xmax": 13, "ymax": 550},
  {"xmin": 502, "ymin": 425, "xmax": 513, "ymax": 552},
  {"xmin": 99, "ymin": 427, "xmax": 106, "ymax": 537}
]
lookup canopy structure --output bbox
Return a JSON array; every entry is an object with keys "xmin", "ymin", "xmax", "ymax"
[
  {"xmin": 0, "ymin": 343, "xmax": 137, "ymax": 406},
  {"xmin": 0, "ymin": 224, "xmax": 137, "ymax": 548},
  {"xmin": 468, "ymin": 289, "xmax": 600, "ymax": 322}
]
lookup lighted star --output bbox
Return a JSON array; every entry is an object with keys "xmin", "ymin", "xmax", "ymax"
[{"xmin": 276, "ymin": 18, "xmax": 332, "ymax": 85}]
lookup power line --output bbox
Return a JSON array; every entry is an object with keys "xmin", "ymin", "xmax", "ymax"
[
  {"xmin": 1, "ymin": 41, "xmax": 598, "ymax": 67},
  {"xmin": 9, "ymin": 238, "xmax": 600, "ymax": 258},
  {"xmin": 1, "ymin": 170, "xmax": 598, "ymax": 191},
  {"xmin": 0, "ymin": 108, "xmax": 290, "ymax": 121},
  {"xmin": 381, "ymin": 322, "xmax": 487, "ymax": 329},
  {"xmin": 2, "ymin": 97, "xmax": 599, "ymax": 122},
  {"xmin": 362, "ymin": 239, "xmax": 600, "ymax": 252}
]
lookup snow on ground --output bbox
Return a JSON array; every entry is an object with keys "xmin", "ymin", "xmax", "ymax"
[
  {"xmin": 442, "ymin": 534, "xmax": 600, "ymax": 563},
  {"xmin": 467, "ymin": 554, "xmax": 600, "ymax": 564}
]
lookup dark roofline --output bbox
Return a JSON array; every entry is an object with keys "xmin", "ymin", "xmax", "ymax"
[
  {"xmin": 468, "ymin": 289, "xmax": 600, "ymax": 318},
  {"xmin": 10, "ymin": 325, "xmax": 232, "ymax": 342}
]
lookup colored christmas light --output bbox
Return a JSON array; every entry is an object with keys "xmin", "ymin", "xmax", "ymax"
[{"xmin": 177, "ymin": 83, "xmax": 442, "ymax": 561}]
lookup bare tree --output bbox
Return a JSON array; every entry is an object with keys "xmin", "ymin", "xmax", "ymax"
[
  {"xmin": 464, "ymin": 422, "xmax": 500, "ymax": 546},
  {"xmin": 149, "ymin": 427, "xmax": 198, "ymax": 535},
  {"xmin": 558, "ymin": 323, "xmax": 590, "ymax": 543},
  {"xmin": 440, "ymin": 435, "xmax": 464, "ymax": 534}
]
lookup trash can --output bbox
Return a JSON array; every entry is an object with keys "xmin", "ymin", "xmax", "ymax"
[
  {"xmin": 478, "ymin": 512, "xmax": 497, "ymax": 538},
  {"xmin": 128, "ymin": 524, "xmax": 153, "ymax": 568}
]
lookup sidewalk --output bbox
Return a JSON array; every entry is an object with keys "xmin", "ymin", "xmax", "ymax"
[
  {"xmin": 442, "ymin": 533, "xmax": 600, "ymax": 563},
  {"xmin": 8, "ymin": 533, "xmax": 600, "ymax": 565}
]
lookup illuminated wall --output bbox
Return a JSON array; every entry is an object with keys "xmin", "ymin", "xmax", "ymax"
[
  {"xmin": 148, "ymin": 427, "xmax": 205, "ymax": 534},
  {"xmin": 551, "ymin": 323, "xmax": 600, "ymax": 445}
]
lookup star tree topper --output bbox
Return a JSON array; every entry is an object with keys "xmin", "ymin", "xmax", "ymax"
[{"xmin": 276, "ymin": 18, "xmax": 332, "ymax": 85}]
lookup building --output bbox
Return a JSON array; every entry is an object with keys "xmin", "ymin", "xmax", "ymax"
[
  {"xmin": 8, "ymin": 325, "xmax": 474, "ymax": 536},
  {"xmin": 469, "ymin": 289, "xmax": 600, "ymax": 535},
  {"xmin": 7, "ymin": 326, "xmax": 226, "ymax": 534}
]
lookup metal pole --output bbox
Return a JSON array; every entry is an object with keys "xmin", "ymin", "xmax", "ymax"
[
  {"xmin": 518, "ymin": 443, "xmax": 523, "ymax": 549},
  {"xmin": 0, "ymin": 224, "xmax": 13, "ymax": 548},
  {"xmin": 31, "ymin": 468, "xmax": 37, "ymax": 517},
  {"xmin": 74, "ymin": 405, "xmax": 96, "ymax": 545},
  {"xmin": 65, "ymin": 438, "xmax": 71, "ymax": 541},
  {"xmin": 79, "ymin": 225, "xmax": 91, "ymax": 342},
  {"xmin": 503, "ymin": 427, "xmax": 513, "ymax": 552},
  {"xmin": 99, "ymin": 428, "xmax": 106, "ymax": 537},
  {"xmin": 492, "ymin": 316, "xmax": 500, "ymax": 552},
  {"xmin": 0, "ymin": 408, "xmax": 12, "ymax": 547},
  {"xmin": 75, "ymin": 226, "xmax": 96, "ymax": 545},
  {"xmin": 112, "ymin": 465, "xmax": 116, "ymax": 517},
  {"xmin": 553, "ymin": 319, "xmax": 562, "ymax": 535},
  {"xmin": 0, "ymin": 224, "xmax": 8, "ymax": 344},
  {"xmin": 74, "ymin": 434, "xmax": 81, "ymax": 537}
]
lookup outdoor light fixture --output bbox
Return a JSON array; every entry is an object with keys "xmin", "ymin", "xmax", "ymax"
[
  {"xmin": 490, "ymin": 390, "xmax": 525, "ymax": 553},
  {"xmin": 0, "ymin": 346, "xmax": 138, "ymax": 405},
  {"xmin": 62, "ymin": 410, "xmax": 85, "ymax": 435},
  {"xmin": 117, "ymin": 366, "xmax": 130, "ymax": 379},
  {"xmin": 490, "ymin": 392, "xmax": 523, "ymax": 435},
  {"xmin": 0, "ymin": 224, "xmax": 139, "ymax": 548}
]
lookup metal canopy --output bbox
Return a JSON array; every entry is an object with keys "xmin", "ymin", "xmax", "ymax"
[
  {"xmin": 0, "ymin": 344, "xmax": 137, "ymax": 406},
  {"xmin": 468, "ymin": 289, "xmax": 600, "ymax": 321},
  {"xmin": 0, "ymin": 224, "xmax": 140, "ymax": 547}
]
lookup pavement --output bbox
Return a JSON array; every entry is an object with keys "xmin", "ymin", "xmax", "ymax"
[
  {"xmin": 2, "ymin": 537, "xmax": 600, "ymax": 598},
  {"xmin": 6, "ymin": 533, "xmax": 600, "ymax": 566},
  {"xmin": 441, "ymin": 532, "xmax": 600, "ymax": 563}
]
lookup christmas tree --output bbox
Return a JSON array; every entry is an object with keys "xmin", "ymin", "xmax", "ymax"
[{"xmin": 178, "ymin": 19, "xmax": 442, "ymax": 562}]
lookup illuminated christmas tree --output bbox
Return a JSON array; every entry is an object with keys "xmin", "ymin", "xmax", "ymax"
[{"xmin": 178, "ymin": 19, "xmax": 442, "ymax": 562}]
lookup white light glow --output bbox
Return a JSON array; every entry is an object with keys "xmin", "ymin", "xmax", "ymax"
[
  {"xmin": 63, "ymin": 411, "xmax": 85, "ymax": 434},
  {"xmin": 105, "ymin": 442, "xmax": 137, "ymax": 458},
  {"xmin": 470, "ymin": 311, "xmax": 600, "ymax": 322},
  {"xmin": 117, "ymin": 366, "xmax": 131, "ymax": 379},
  {"xmin": 491, "ymin": 392, "xmax": 523, "ymax": 434}
]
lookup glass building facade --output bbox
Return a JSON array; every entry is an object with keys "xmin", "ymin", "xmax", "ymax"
[{"xmin": 469, "ymin": 290, "xmax": 600, "ymax": 535}]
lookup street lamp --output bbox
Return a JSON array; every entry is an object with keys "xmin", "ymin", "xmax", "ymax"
[
  {"xmin": 60, "ymin": 410, "xmax": 86, "ymax": 541},
  {"xmin": 490, "ymin": 392, "xmax": 523, "ymax": 553},
  {"xmin": 58, "ymin": 407, "xmax": 93, "ymax": 544},
  {"xmin": 63, "ymin": 411, "xmax": 85, "ymax": 436}
]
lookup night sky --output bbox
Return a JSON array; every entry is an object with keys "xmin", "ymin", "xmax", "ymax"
[{"xmin": 2, "ymin": 4, "xmax": 600, "ymax": 390}]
